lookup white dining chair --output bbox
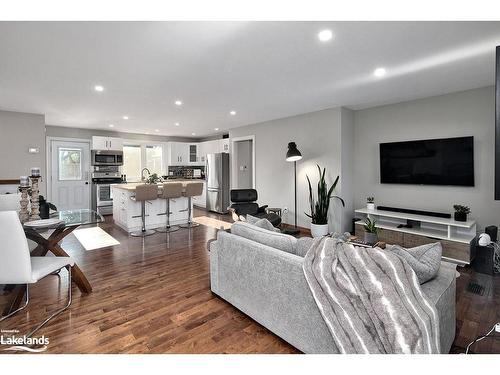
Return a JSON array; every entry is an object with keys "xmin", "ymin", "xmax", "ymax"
[{"xmin": 0, "ymin": 210, "xmax": 75, "ymax": 337}]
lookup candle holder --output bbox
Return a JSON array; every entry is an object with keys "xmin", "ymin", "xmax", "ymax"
[
  {"xmin": 29, "ymin": 175, "xmax": 41, "ymax": 221},
  {"xmin": 19, "ymin": 185, "xmax": 30, "ymax": 223}
]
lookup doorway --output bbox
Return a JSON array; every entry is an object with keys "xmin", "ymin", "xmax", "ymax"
[
  {"xmin": 48, "ymin": 139, "xmax": 91, "ymax": 210},
  {"xmin": 231, "ymin": 136, "xmax": 255, "ymax": 189}
]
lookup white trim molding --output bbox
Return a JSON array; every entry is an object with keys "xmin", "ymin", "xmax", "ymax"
[{"xmin": 230, "ymin": 135, "xmax": 256, "ymax": 190}]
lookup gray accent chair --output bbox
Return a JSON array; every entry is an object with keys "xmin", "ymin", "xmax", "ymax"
[{"xmin": 209, "ymin": 223, "xmax": 457, "ymax": 354}]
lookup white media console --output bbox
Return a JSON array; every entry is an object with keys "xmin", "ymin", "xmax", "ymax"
[{"xmin": 354, "ymin": 207, "xmax": 476, "ymax": 265}]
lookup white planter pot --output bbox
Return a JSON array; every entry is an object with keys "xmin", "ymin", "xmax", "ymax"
[
  {"xmin": 367, "ymin": 203, "xmax": 375, "ymax": 210},
  {"xmin": 310, "ymin": 223, "xmax": 329, "ymax": 238}
]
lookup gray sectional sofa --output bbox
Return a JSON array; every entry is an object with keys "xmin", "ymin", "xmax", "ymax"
[{"xmin": 209, "ymin": 222, "xmax": 457, "ymax": 354}]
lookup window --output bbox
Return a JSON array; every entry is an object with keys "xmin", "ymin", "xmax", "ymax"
[
  {"xmin": 58, "ymin": 148, "xmax": 82, "ymax": 181},
  {"xmin": 145, "ymin": 145, "xmax": 163, "ymax": 176},
  {"xmin": 123, "ymin": 145, "xmax": 142, "ymax": 182},
  {"xmin": 122, "ymin": 143, "xmax": 164, "ymax": 182}
]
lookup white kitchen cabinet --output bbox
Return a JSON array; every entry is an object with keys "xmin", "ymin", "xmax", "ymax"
[
  {"xmin": 188, "ymin": 144, "xmax": 204, "ymax": 165},
  {"xmin": 169, "ymin": 142, "xmax": 190, "ymax": 165},
  {"xmin": 198, "ymin": 139, "xmax": 230, "ymax": 163},
  {"xmin": 92, "ymin": 136, "xmax": 123, "ymax": 151},
  {"xmin": 112, "ymin": 185, "xmax": 190, "ymax": 232}
]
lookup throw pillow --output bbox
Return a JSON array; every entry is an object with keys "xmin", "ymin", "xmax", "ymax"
[
  {"xmin": 245, "ymin": 214, "xmax": 260, "ymax": 224},
  {"xmin": 254, "ymin": 218, "xmax": 281, "ymax": 233},
  {"xmin": 388, "ymin": 242, "xmax": 442, "ymax": 284}
]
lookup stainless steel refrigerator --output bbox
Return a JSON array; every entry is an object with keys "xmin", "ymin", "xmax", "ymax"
[{"xmin": 206, "ymin": 153, "xmax": 230, "ymax": 214}]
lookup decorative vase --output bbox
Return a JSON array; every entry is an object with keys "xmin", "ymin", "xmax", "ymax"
[
  {"xmin": 454, "ymin": 212, "xmax": 467, "ymax": 222},
  {"xmin": 367, "ymin": 203, "xmax": 375, "ymax": 210},
  {"xmin": 364, "ymin": 231, "xmax": 378, "ymax": 245},
  {"xmin": 310, "ymin": 223, "xmax": 329, "ymax": 238}
]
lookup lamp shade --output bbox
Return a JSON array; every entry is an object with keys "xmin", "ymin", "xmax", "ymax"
[{"xmin": 286, "ymin": 142, "xmax": 302, "ymax": 162}]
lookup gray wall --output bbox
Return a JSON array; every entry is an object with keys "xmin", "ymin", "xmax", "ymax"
[
  {"xmin": 230, "ymin": 107, "xmax": 353, "ymax": 232},
  {"xmin": 235, "ymin": 139, "xmax": 253, "ymax": 189},
  {"xmin": 45, "ymin": 125, "xmax": 195, "ymax": 143},
  {"xmin": 0, "ymin": 110, "xmax": 47, "ymax": 194},
  {"xmin": 340, "ymin": 108, "xmax": 355, "ymax": 234},
  {"xmin": 354, "ymin": 86, "xmax": 498, "ymax": 230}
]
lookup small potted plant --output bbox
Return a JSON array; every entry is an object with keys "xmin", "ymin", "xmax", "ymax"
[
  {"xmin": 305, "ymin": 165, "xmax": 345, "ymax": 238},
  {"xmin": 363, "ymin": 217, "xmax": 378, "ymax": 244},
  {"xmin": 366, "ymin": 196, "xmax": 375, "ymax": 210},
  {"xmin": 453, "ymin": 204, "xmax": 470, "ymax": 222},
  {"xmin": 146, "ymin": 173, "xmax": 162, "ymax": 185}
]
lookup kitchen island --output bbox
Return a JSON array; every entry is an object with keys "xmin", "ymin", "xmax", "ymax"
[{"xmin": 111, "ymin": 181, "xmax": 204, "ymax": 233}]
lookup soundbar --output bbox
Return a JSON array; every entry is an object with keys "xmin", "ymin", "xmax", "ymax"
[{"xmin": 376, "ymin": 206, "xmax": 451, "ymax": 219}]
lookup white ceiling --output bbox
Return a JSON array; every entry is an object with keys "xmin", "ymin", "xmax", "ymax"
[{"xmin": 0, "ymin": 21, "xmax": 499, "ymax": 138}]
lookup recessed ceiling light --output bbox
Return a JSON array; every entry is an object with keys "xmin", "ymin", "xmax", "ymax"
[
  {"xmin": 214, "ymin": 128, "xmax": 219, "ymax": 131},
  {"xmin": 229, "ymin": 111, "xmax": 236, "ymax": 116},
  {"xmin": 174, "ymin": 122, "xmax": 180, "ymax": 126},
  {"xmin": 175, "ymin": 100, "xmax": 183, "ymax": 106},
  {"xmin": 155, "ymin": 129, "xmax": 159, "ymax": 132},
  {"xmin": 191, "ymin": 132, "xmax": 196, "ymax": 136},
  {"xmin": 108, "ymin": 124, "xmax": 114, "ymax": 128},
  {"xmin": 318, "ymin": 29, "xmax": 333, "ymax": 42},
  {"xmin": 94, "ymin": 85, "xmax": 104, "ymax": 92},
  {"xmin": 374, "ymin": 67, "xmax": 387, "ymax": 77},
  {"xmin": 122, "ymin": 116, "xmax": 129, "ymax": 120}
]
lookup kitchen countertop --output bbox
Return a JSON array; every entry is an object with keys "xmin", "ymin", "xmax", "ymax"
[{"xmin": 112, "ymin": 180, "xmax": 204, "ymax": 192}]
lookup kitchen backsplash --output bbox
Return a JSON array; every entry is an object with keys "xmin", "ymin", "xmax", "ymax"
[{"xmin": 166, "ymin": 166, "xmax": 205, "ymax": 179}]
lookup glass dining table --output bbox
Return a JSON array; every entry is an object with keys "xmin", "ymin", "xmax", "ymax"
[{"xmin": 2, "ymin": 209, "xmax": 103, "ymax": 316}]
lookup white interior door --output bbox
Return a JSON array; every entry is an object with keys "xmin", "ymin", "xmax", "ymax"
[{"xmin": 50, "ymin": 140, "xmax": 91, "ymax": 210}]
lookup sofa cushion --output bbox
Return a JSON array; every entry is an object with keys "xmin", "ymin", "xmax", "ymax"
[
  {"xmin": 230, "ymin": 221, "xmax": 298, "ymax": 255},
  {"xmin": 254, "ymin": 218, "xmax": 281, "ymax": 233},
  {"xmin": 388, "ymin": 242, "xmax": 442, "ymax": 284},
  {"xmin": 296, "ymin": 237, "xmax": 315, "ymax": 257}
]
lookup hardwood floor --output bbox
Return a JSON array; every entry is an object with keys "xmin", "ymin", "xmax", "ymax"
[
  {"xmin": 0, "ymin": 209, "xmax": 297, "ymax": 354},
  {"xmin": 0, "ymin": 209, "xmax": 498, "ymax": 354}
]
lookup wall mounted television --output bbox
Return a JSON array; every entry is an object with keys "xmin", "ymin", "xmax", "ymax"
[{"xmin": 380, "ymin": 136, "xmax": 474, "ymax": 186}]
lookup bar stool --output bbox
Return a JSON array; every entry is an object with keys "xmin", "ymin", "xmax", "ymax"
[
  {"xmin": 156, "ymin": 182, "xmax": 183, "ymax": 233},
  {"xmin": 179, "ymin": 182, "xmax": 204, "ymax": 228},
  {"xmin": 130, "ymin": 184, "xmax": 158, "ymax": 237}
]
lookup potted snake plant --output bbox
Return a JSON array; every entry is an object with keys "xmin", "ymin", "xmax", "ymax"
[
  {"xmin": 363, "ymin": 217, "xmax": 378, "ymax": 244},
  {"xmin": 305, "ymin": 165, "xmax": 345, "ymax": 237}
]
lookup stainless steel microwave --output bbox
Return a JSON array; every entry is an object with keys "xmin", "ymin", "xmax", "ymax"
[{"xmin": 91, "ymin": 150, "xmax": 123, "ymax": 166}]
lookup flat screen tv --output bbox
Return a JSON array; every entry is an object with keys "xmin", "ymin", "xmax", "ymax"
[{"xmin": 380, "ymin": 136, "xmax": 474, "ymax": 186}]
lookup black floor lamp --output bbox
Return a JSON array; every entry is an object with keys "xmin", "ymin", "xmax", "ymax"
[{"xmin": 284, "ymin": 142, "xmax": 302, "ymax": 235}]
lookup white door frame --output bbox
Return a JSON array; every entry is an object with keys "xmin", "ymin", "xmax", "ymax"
[
  {"xmin": 230, "ymin": 135, "xmax": 256, "ymax": 189},
  {"xmin": 46, "ymin": 136, "xmax": 92, "ymax": 208}
]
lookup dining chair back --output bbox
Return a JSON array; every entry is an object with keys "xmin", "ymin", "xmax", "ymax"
[
  {"xmin": 0, "ymin": 210, "xmax": 75, "ymax": 338},
  {"xmin": 0, "ymin": 211, "xmax": 32, "ymax": 284}
]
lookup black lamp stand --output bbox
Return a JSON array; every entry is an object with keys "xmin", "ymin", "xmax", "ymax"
[{"xmin": 283, "ymin": 160, "xmax": 300, "ymax": 236}]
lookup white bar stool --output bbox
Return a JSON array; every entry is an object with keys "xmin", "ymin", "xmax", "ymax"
[
  {"xmin": 156, "ymin": 182, "xmax": 183, "ymax": 233},
  {"xmin": 179, "ymin": 182, "xmax": 204, "ymax": 228},
  {"xmin": 130, "ymin": 184, "xmax": 158, "ymax": 237}
]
